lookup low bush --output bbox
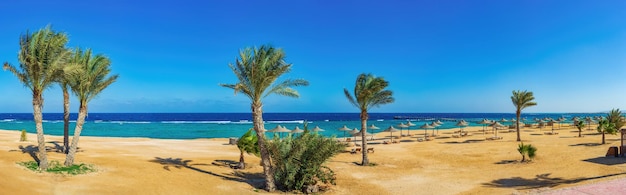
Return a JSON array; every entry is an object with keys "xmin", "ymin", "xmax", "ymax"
[{"xmin": 17, "ymin": 160, "xmax": 96, "ymax": 175}]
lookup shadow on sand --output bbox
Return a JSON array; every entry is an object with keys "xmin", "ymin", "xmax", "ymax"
[
  {"xmin": 484, "ymin": 172, "xmax": 626, "ymax": 190},
  {"xmin": 442, "ymin": 139, "xmax": 485, "ymax": 144},
  {"xmin": 583, "ymin": 157, "xmax": 626, "ymax": 166},
  {"xmin": 569, "ymin": 143, "xmax": 602, "ymax": 147},
  {"xmin": 149, "ymin": 157, "xmax": 264, "ymax": 189},
  {"xmin": 8, "ymin": 142, "xmax": 82, "ymax": 163}
]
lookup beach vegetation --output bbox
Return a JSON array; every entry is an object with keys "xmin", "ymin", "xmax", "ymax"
[
  {"xmin": 3, "ymin": 25, "xmax": 70, "ymax": 170},
  {"xmin": 267, "ymin": 130, "xmax": 343, "ymax": 193},
  {"xmin": 236, "ymin": 129, "xmax": 260, "ymax": 169},
  {"xmin": 64, "ymin": 48, "xmax": 118, "ymax": 166},
  {"xmin": 517, "ymin": 142, "xmax": 537, "ymax": 162},
  {"xmin": 220, "ymin": 44, "xmax": 309, "ymax": 191},
  {"xmin": 344, "ymin": 73, "xmax": 394, "ymax": 166},
  {"xmin": 511, "ymin": 90, "xmax": 537, "ymax": 142},
  {"xmin": 20, "ymin": 129, "xmax": 27, "ymax": 141},
  {"xmin": 596, "ymin": 109, "xmax": 621, "ymax": 145},
  {"xmin": 18, "ymin": 160, "xmax": 95, "ymax": 175},
  {"xmin": 575, "ymin": 120, "xmax": 585, "ymax": 137}
]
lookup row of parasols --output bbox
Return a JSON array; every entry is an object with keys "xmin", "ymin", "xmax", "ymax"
[{"xmin": 337, "ymin": 120, "xmax": 450, "ymax": 143}]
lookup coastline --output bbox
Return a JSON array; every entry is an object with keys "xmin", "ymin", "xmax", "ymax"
[{"xmin": 1, "ymin": 124, "xmax": 626, "ymax": 194}]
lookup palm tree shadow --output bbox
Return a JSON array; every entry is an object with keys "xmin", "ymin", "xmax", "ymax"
[
  {"xmin": 149, "ymin": 157, "xmax": 264, "ymax": 189},
  {"xmin": 14, "ymin": 145, "xmax": 40, "ymax": 163},
  {"xmin": 484, "ymin": 173, "xmax": 626, "ymax": 190}
]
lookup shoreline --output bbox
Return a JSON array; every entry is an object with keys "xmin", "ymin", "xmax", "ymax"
[{"xmin": 2, "ymin": 124, "xmax": 626, "ymax": 194}]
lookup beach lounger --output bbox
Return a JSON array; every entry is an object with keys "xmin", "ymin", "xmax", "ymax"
[
  {"xmin": 367, "ymin": 148, "xmax": 374, "ymax": 153},
  {"xmin": 350, "ymin": 148, "xmax": 362, "ymax": 154}
]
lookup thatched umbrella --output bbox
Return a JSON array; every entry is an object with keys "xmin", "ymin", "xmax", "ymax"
[
  {"xmin": 338, "ymin": 125, "xmax": 352, "ymax": 140},
  {"xmin": 585, "ymin": 117, "xmax": 594, "ymax": 130},
  {"xmin": 489, "ymin": 121, "xmax": 505, "ymax": 138},
  {"xmin": 383, "ymin": 126, "xmax": 400, "ymax": 143},
  {"xmin": 455, "ymin": 120, "xmax": 469, "ymax": 136},
  {"xmin": 397, "ymin": 122, "xmax": 409, "ymax": 136},
  {"xmin": 312, "ymin": 126, "xmax": 325, "ymax": 132},
  {"xmin": 267, "ymin": 125, "xmax": 291, "ymax": 138},
  {"xmin": 430, "ymin": 121, "xmax": 441, "ymax": 135},
  {"xmin": 420, "ymin": 123, "xmax": 435, "ymax": 138},
  {"xmin": 351, "ymin": 128, "xmax": 373, "ymax": 142},
  {"xmin": 406, "ymin": 121, "xmax": 416, "ymax": 135},
  {"xmin": 291, "ymin": 126, "xmax": 304, "ymax": 134},
  {"xmin": 349, "ymin": 128, "xmax": 360, "ymax": 144},
  {"xmin": 477, "ymin": 119, "xmax": 491, "ymax": 134},
  {"xmin": 368, "ymin": 124, "xmax": 380, "ymax": 140},
  {"xmin": 547, "ymin": 119, "xmax": 558, "ymax": 133},
  {"xmin": 499, "ymin": 118, "xmax": 509, "ymax": 124}
]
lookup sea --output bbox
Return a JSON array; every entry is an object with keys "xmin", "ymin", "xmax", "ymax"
[{"xmin": 0, "ymin": 113, "xmax": 607, "ymax": 139}]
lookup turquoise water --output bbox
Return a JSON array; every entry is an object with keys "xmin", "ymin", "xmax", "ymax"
[{"xmin": 0, "ymin": 113, "xmax": 605, "ymax": 139}]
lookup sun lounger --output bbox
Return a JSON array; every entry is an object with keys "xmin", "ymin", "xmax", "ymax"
[
  {"xmin": 544, "ymin": 132, "xmax": 559, "ymax": 135},
  {"xmin": 345, "ymin": 138, "xmax": 352, "ymax": 142},
  {"xmin": 367, "ymin": 148, "xmax": 374, "ymax": 153},
  {"xmin": 350, "ymin": 148, "xmax": 362, "ymax": 154},
  {"xmin": 486, "ymin": 136, "xmax": 503, "ymax": 140}
]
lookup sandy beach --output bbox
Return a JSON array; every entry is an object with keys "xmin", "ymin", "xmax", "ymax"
[{"xmin": 1, "ymin": 124, "xmax": 626, "ymax": 195}]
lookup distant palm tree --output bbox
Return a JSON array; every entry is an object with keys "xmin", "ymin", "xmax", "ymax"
[
  {"xmin": 220, "ymin": 45, "xmax": 308, "ymax": 191},
  {"xmin": 575, "ymin": 120, "xmax": 585, "ymax": 137},
  {"xmin": 344, "ymin": 73, "xmax": 394, "ymax": 166},
  {"xmin": 64, "ymin": 48, "xmax": 118, "ymax": 166},
  {"xmin": 597, "ymin": 109, "xmax": 622, "ymax": 145},
  {"xmin": 511, "ymin": 90, "xmax": 537, "ymax": 142},
  {"xmin": 3, "ymin": 26, "xmax": 70, "ymax": 170},
  {"xmin": 57, "ymin": 59, "xmax": 73, "ymax": 154}
]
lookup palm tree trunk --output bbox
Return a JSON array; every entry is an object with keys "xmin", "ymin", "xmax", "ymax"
[
  {"xmin": 32, "ymin": 92, "xmax": 48, "ymax": 170},
  {"xmin": 238, "ymin": 150, "xmax": 245, "ymax": 169},
  {"xmin": 360, "ymin": 111, "xmax": 369, "ymax": 166},
  {"xmin": 63, "ymin": 86, "xmax": 70, "ymax": 154},
  {"xmin": 516, "ymin": 110, "xmax": 521, "ymax": 141},
  {"xmin": 602, "ymin": 132, "xmax": 606, "ymax": 144},
  {"xmin": 252, "ymin": 102, "xmax": 275, "ymax": 192},
  {"xmin": 65, "ymin": 103, "xmax": 87, "ymax": 166}
]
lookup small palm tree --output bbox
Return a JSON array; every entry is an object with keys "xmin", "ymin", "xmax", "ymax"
[
  {"xmin": 236, "ymin": 129, "xmax": 259, "ymax": 169},
  {"xmin": 517, "ymin": 142, "xmax": 537, "ymax": 162},
  {"xmin": 511, "ymin": 90, "xmax": 537, "ymax": 142},
  {"xmin": 64, "ymin": 48, "xmax": 118, "ymax": 166},
  {"xmin": 220, "ymin": 45, "xmax": 308, "ymax": 191},
  {"xmin": 3, "ymin": 26, "xmax": 70, "ymax": 170},
  {"xmin": 575, "ymin": 120, "xmax": 585, "ymax": 137},
  {"xmin": 597, "ymin": 115, "xmax": 619, "ymax": 145},
  {"xmin": 344, "ymin": 73, "xmax": 394, "ymax": 166},
  {"xmin": 607, "ymin": 109, "xmax": 624, "ymax": 130}
]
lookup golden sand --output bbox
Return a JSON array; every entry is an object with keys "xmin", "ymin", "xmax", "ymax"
[{"xmin": 1, "ymin": 124, "xmax": 625, "ymax": 195}]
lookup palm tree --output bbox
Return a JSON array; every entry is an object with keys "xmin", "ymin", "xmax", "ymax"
[
  {"xmin": 3, "ymin": 26, "xmax": 70, "ymax": 170},
  {"xmin": 575, "ymin": 120, "xmax": 585, "ymax": 137},
  {"xmin": 237, "ymin": 129, "xmax": 259, "ymax": 169},
  {"xmin": 220, "ymin": 45, "xmax": 308, "ymax": 191},
  {"xmin": 344, "ymin": 73, "xmax": 394, "ymax": 166},
  {"xmin": 58, "ymin": 66, "xmax": 72, "ymax": 154},
  {"xmin": 596, "ymin": 119, "xmax": 616, "ymax": 144},
  {"xmin": 607, "ymin": 109, "xmax": 624, "ymax": 130},
  {"xmin": 511, "ymin": 90, "xmax": 537, "ymax": 142},
  {"xmin": 64, "ymin": 48, "xmax": 118, "ymax": 166}
]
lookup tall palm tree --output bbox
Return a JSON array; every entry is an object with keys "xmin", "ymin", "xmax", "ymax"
[
  {"xmin": 220, "ymin": 45, "xmax": 308, "ymax": 191},
  {"xmin": 64, "ymin": 48, "xmax": 118, "ymax": 166},
  {"xmin": 344, "ymin": 73, "xmax": 394, "ymax": 166},
  {"xmin": 3, "ymin": 26, "xmax": 70, "ymax": 170},
  {"xmin": 511, "ymin": 90, "xmax": 537, "ymax": 142},
  {"xmin": 58, "ymin": 69, "xmax": 72, "ymax": 154}
]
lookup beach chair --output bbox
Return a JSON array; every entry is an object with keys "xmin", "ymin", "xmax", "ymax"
[
  {"xmin": 367, "ymin": 148, "xmax": 375, "ymax": 153},
  {"xmin": 350, "ymin": 148, "xmax": 362, "ymax": 154},
  {"xmin": 345, "ymin": 138, "xmax": 352, "ymax": 142}
]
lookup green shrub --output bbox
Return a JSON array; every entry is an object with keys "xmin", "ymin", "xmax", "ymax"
[
  {"xmin": 20, "ymin": 129, "xmax": 27, "ymax": 141},
  {"xmin": 517, "ymin": 142, "xmax": 537, "ymax": 162},
  {"xmin": 267, "ymin": 131, "xmax": 344, "ymax": 193},
  {"xmin": 17, "ymin": 160, "xmax": 96, "ymax": 175}
]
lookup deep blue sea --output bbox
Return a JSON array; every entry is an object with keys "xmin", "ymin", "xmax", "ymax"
[{"xmin": 0, "ymin": 113, "xmax": 606, "ymax": 139}]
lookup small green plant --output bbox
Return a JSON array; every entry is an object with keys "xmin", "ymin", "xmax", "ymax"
[
  {"xmin": 267, "ymin": 129, "xmax": 344, "ymax": 193},
  {"xmin": 20, "ymin": 129, "xmax": 27, "ymax": 141},
  {"xmin": 17, "ymin": 160, "xmax": 96, "ymax": 175},
  {"xmin": 236, "ymin": 128, "xmax": 260, "ymax": 169},
  {"xmin": 575, "ymin": 120, "xmax": 585, "ymax": 137},
  {"xmin": 517, "ymin": 142, "xmax": 537, "ymax": 162}
]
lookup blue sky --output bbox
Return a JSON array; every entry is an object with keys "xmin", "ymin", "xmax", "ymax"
[{"xmin": 1, "ymin": 1, "xmax": 625, "ymax": 113}]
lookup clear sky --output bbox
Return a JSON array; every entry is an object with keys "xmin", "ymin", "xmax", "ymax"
[{"xmin": 1, "ymin": 1, "xmax": 625, "ymax": 113}]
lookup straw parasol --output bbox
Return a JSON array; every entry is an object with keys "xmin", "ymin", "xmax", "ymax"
[
  {"xmin": 430, "ymin": 121, "xmax": 441, "ymax": 135},
  {"xmin": 499, "ymin": 118, "xmax": 509, "ymax": 124},
  {"xmin": 397, "ymin": 122, "xmax": 409, "ymax": 136},
  {"xmin": 267, "ymin": 125, "xmax": 291, "ymax": 138},
  {"xmin": 368, "ymin": 124, "xmax": 380, "ymax": 140},
  {"xmin": 291, "ymin": 126, "xmax": 304, "ymax": 134},
  {"xmin": 489, "ymin": 121, "xmax": 505, "ymax": 138},
  {"xmin": 311, "ymin": 126, "xmax": 325, "ymax": 132},
  {"xmin": 477, "ymin": 119, "xmax": 491, "ymax": 134},
  {"xmin": 338, "ymin": 125, "xmax": 352, "ymax": 140},
  {"xmin": 383, "ymin": 126, "xmax": 400, "ymax": 143},
  {"xmin": 349, "ymin": 128, "xmax": 360, "ymax": 143},
  {"xmin": 420, "ymin": 123, "xmax": 434, "ymax": 138},
  {"xmin": 455, "ymin": 120, "xmax": 469, "ymax": 136},
  {"xmin": 406, "ymin": 121, "xmax": 416, "ymax": 135}
]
